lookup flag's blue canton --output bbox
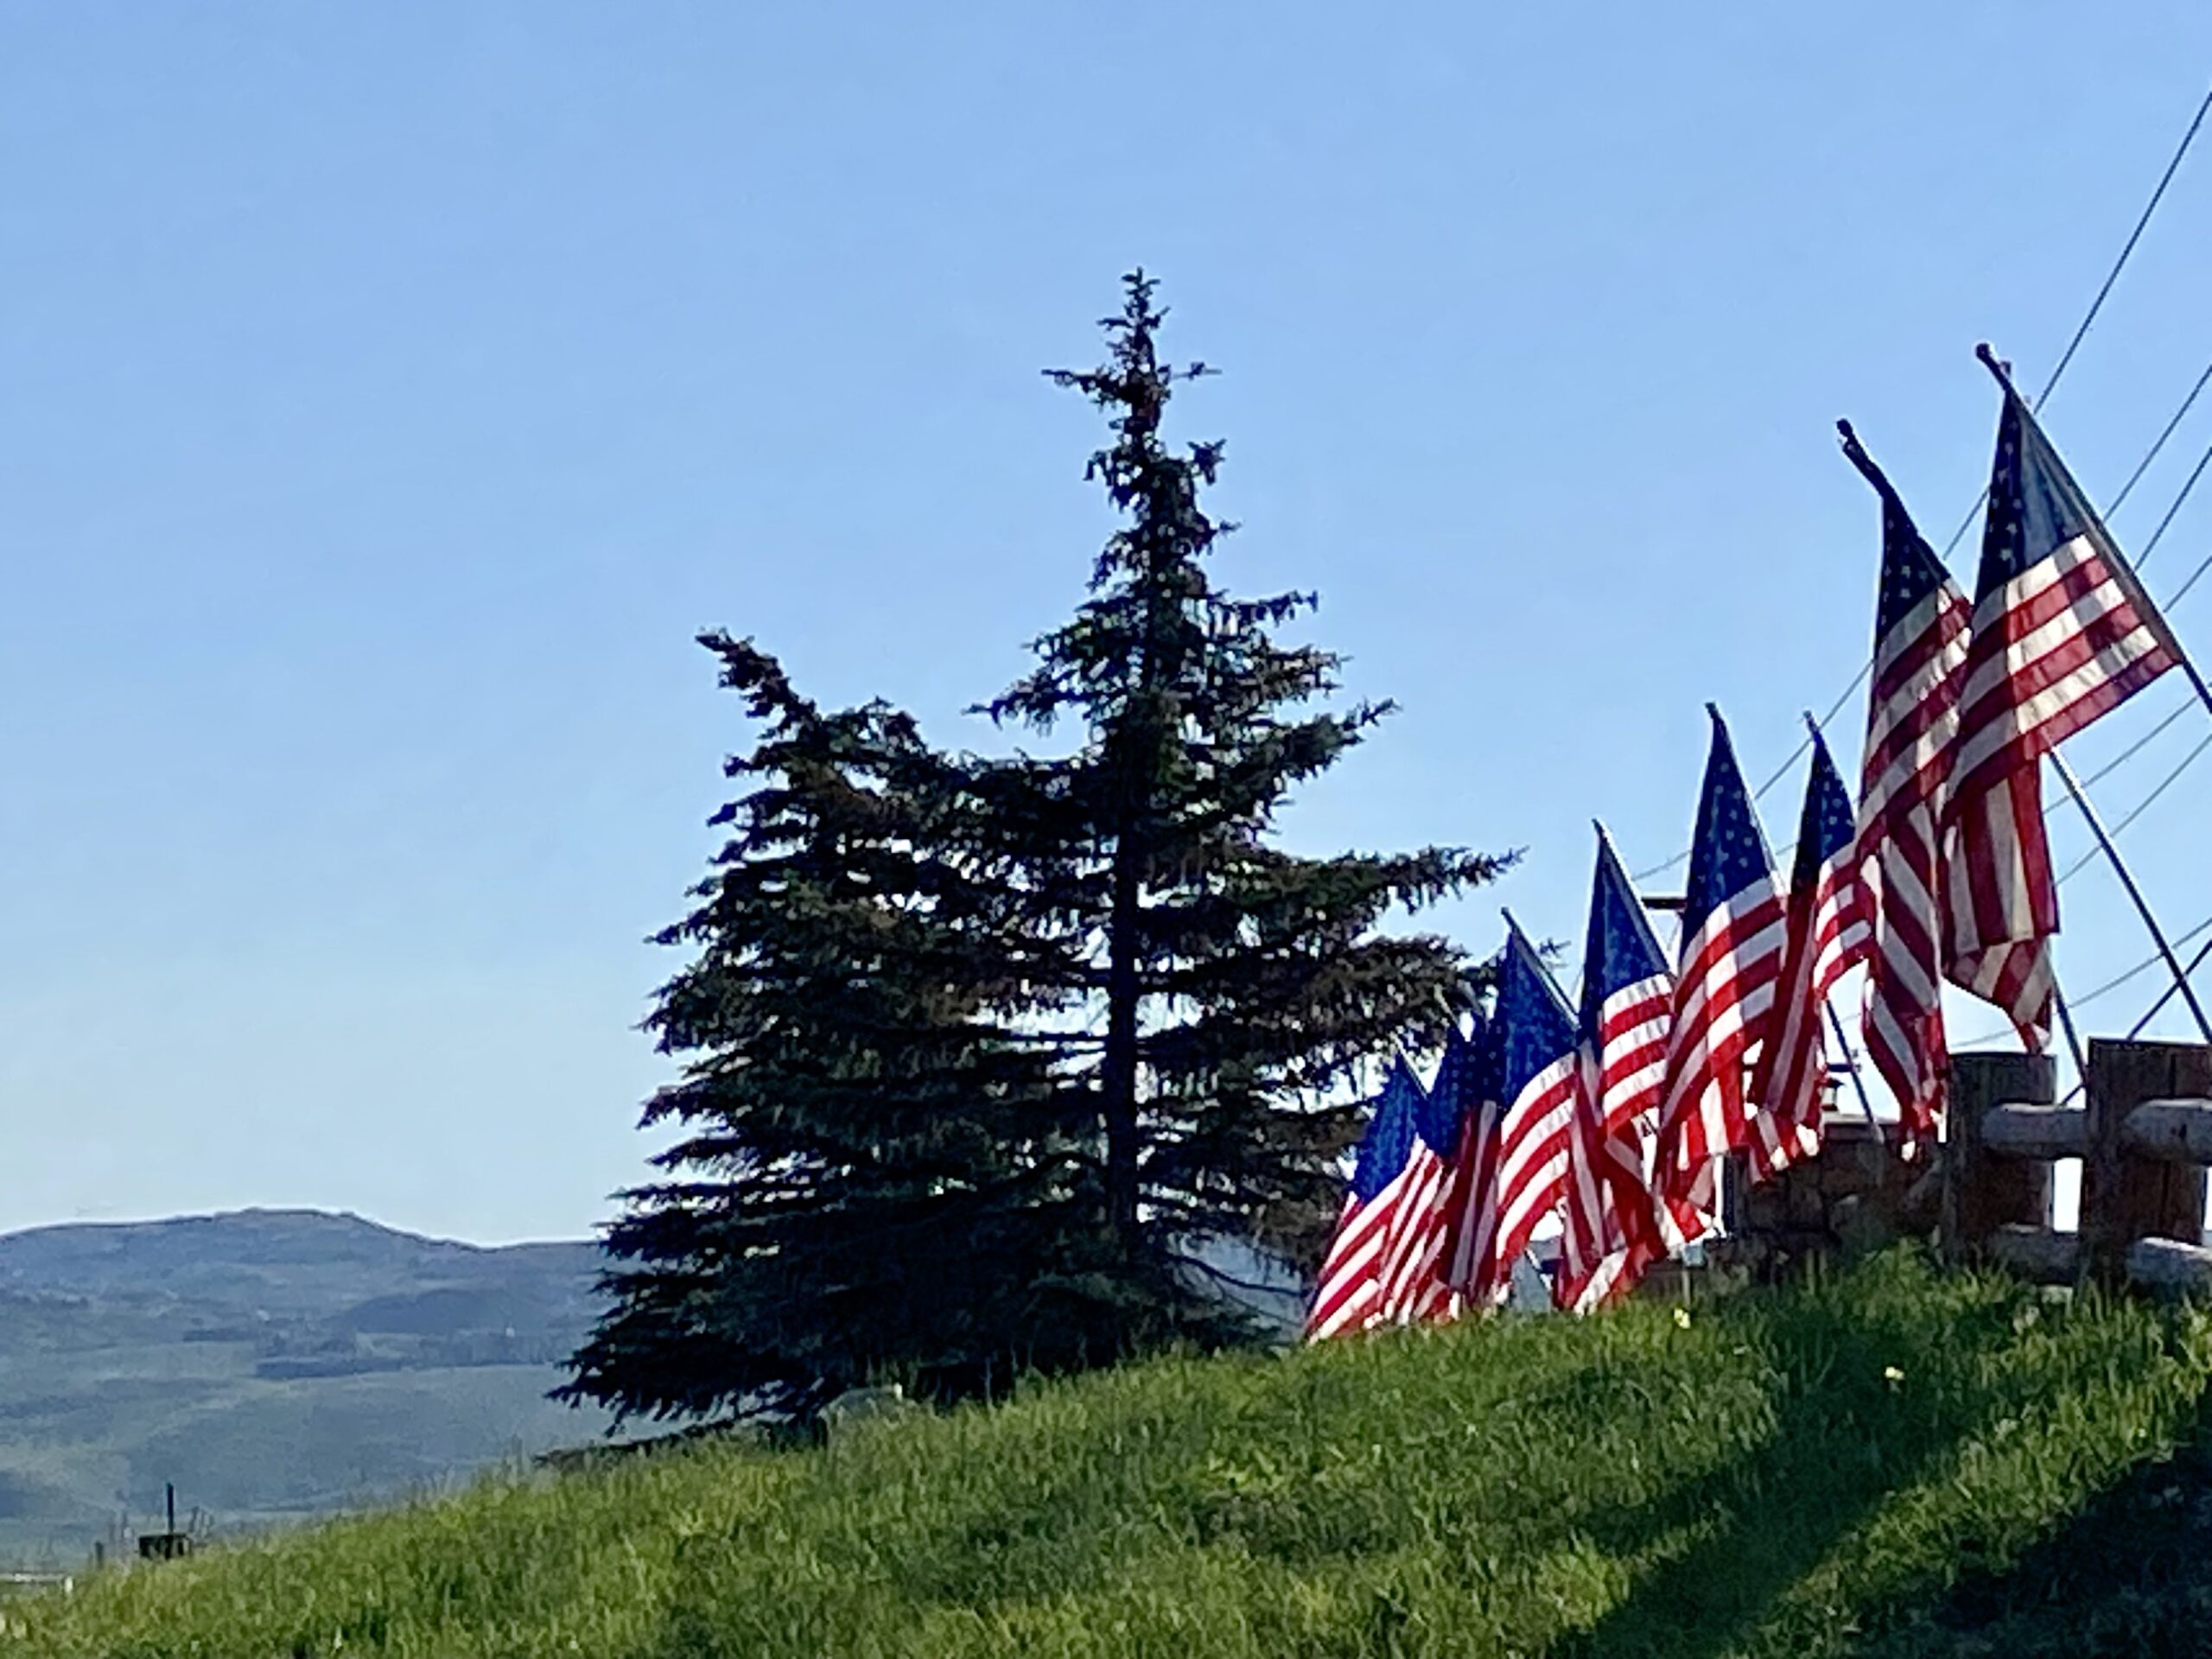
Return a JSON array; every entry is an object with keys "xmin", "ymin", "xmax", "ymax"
[
  {"xmin": 1418, "ymin": 1026, "xmax": 1478, "ymax": 1155},
  {"xmin": 1682, "ymin": 709, "xmax": 1775, "ymax": 942},
  {"xmin": 1874, "ymin": 495, "xmax": 1953, "ymax": 643},
  {"xmin": 1497, "ymin": 927, "xmax": 1580, "ymax": 1101},
  {"xmin": 1790, "ymin": 728, "xmax": 1858, "ymax": 892},
  {"xmin": 1350, "ymin": 1057, "xmax": 1423, "ymax": 1203},
  {"xmin": 1978, "ymin": 392, "xmax": 2101, "ymax": 602},
  {"xmin": 1580, "ymin": 830, "xmax": 1670, "ymax": 1037}
]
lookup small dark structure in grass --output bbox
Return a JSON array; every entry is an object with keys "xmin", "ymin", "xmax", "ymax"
[{"xmin": 137, "ymin": 1483, "xmax": 191, "ymax": 1562}]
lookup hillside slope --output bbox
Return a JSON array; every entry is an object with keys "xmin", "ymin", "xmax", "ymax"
[
  {"xmin": 0, "ymin": 1210, "xmax": 613, "ymax": 1562},
  {"xmin": 11, "ymin": 1250, "xmax": 2212, "ymax": 1657}
]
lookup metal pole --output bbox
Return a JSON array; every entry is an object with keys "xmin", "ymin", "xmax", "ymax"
[
  {"xmin": 1822, "ymin": 1001, "xmax": 1880, "ymax": 1127},
  {"xmin": 1789, "ymin": 706, "xmax": 1883, "ymax": 1128},
  {"xmin": 2053, "ymin": 982, "xmax": 2090, "ymax": 1091},
  {"xmin": 2047, "ymin": 749, "xmax": 2212, "ymax": 1042}
]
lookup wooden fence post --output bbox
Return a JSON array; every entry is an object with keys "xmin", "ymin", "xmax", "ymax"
[
  {"xmin": 1943, "ymin": 1051, "xmax": 2056, "ymax": 1264},
  {"xmin": 2083, "ymin": 1039, "xmax": 2212, "ymax": 1283}
]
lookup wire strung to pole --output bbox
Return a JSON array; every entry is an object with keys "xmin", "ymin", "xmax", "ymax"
[
  {"xmin": 2130, "ymin": 430, "xmax": 2212, "ymax": 577},
  {"xmin": 2054, "ymin": 728, "xmax": 2212, "ymax": 888},
  {"xmin": 2080, "ymin": 696, "xmax": 2193, "ymax": 790},
  {"xmin": 1631, "ymin": 379, "xmax": 2212, "ymax": 883},
  {"xmin": 1950, "ymin": 907, "xmax": 2212, "ymax": 1051},
  {"xmin": 2107, "ymin": 352, "xmax": 2212, "ymax": 519},
  {"xmin": 1631, "ymin": 83, "xmax": 2212, "ymax": 887},
  {"xmin": 2044, "ymin": 531, "xmax": 2212, "ymax": 887},
  {"xmin": 1936, "ymin": 82, "xmax": 2212, "ymax": 563}
]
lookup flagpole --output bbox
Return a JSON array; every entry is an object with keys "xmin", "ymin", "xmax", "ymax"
[
  {"xmin": 1821, "ymin": 1001, "xmax": 1881, "ymax": 1127},
  {"xmin": 2053, "ymin": 982, "xmax": 2090, "ymax": 1090},
  {"xmin": 1789, "ymin": 709, "xmax": 1884, "ymax": 1128}
]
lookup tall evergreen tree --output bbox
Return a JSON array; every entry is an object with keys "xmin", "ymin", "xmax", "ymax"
[
  {"xmin": 974, "ymin": 271, "xmax": 1507, "ymax": 1297},
  {"xmin": 564, "ymin": 276, "xmax": 1510, "ymax": 1426},
  {"xmin": 557, "ymin": 638, "xmax": 1105, "ymax": 1424}
]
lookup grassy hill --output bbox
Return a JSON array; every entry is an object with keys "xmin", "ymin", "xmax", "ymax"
[
  {"xmin": 9, "ymin": 1250, "xmax": 2212, "ymax": 1657},
  {"xmin": 0, "ymin": 1210, "xmax": 615, "ymax": 1564}
]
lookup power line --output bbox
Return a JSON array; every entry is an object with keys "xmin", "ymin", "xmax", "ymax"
[
  {"xmin": 2164, "ymin": 541, "xmax": 2212, "ymax": 613},
  {"xmin": 2106, "ymin": 353, "xmax": 2212, "ymax": 519},
  {"xmin": 2046, "ymin": 514, "xmax": 2212, "ymax": 886},
  {"xmin": 1936, "ymin": 82, "xmax": 2212, "ymax": 563},
  {"xmin": 2080, "ymin": 695, "xmax": 2193, "ymax": 790},
  {"xmin": 1950, "ymin": 909, "xmax": 2212, "ymax": 1051},
  {"xmin": 2036, "ymin": 84, "xmax": 2212, "ymax": 409},
  {"xmin": 2131, "ymin": 428, "xmax": 2212, "ymax": 576},
  {"xmin": 1630, "ymin": 84, "xmax": 2212, "ymax": 888},
  {"xmin": 2053, "ymin": 728, "xmax": 2212, "ymax": 887},
  {"xmin": 2128, "ymin": 929, "xmax": 2212, "ymax": 1039}
]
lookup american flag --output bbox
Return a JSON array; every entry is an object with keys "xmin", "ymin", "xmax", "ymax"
[
  {"xmin": 1747, "ymin": 728, "xmax": 1872, "ymax": 1179},
  {"xmin": 1447, "ymin": 921, "xmax": 1581, "ymax": 1309},
  {"xmin": 1942, "ymin": 372, "xmax": 2178, "ymax": 1046},
  {"xmin": 1555, "ymin": 825, "xmax": 1699, "ymax": 1312},
  {"xmin": 1848, "ymin": 431, "xmax": 1968, "ymax": 1146},
  {"xmin": 1652, "ymin": 707, "xmax": 1788, "ymax": 1222},
  {"xmin": 1375, "ymin": 1026, "xmax": 1481, "ymax": 1324},
  {"xmin": 1305, "ymin": 1057, "xmax": 1428, "ymax": 1341}
]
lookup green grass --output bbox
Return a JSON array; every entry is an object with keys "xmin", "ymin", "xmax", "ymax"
[{"xmin": 10, "ymin": 1249, "xmax": 2212, "ymax": 1657}]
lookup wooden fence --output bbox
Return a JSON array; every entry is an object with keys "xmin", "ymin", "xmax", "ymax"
[{"xmin": 1945, "ymin": 1039, "xmax": 2212, "ymax": 1291}]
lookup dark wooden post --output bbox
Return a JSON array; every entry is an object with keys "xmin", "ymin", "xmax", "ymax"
[
  {"xmin": 2083, "ymin": 1039, "xmax": 2212, "ymax": 1282},
  {"xmin": 1943, "ymin": 1051, "xmax": 2056, "ymax": 1263}
]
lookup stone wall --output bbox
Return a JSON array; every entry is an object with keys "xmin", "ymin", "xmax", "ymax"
[{"xmin": 1714, "ymin": 1116, "xmax": 1942, "ymax": 1281}]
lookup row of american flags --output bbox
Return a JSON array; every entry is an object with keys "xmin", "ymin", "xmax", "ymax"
[{"xmin": 1309, "ymin": 354, "xmax": 2186, "ymax": 1336}]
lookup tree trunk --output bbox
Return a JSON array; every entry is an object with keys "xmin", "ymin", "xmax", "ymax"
[{"xmin": 1101, "ymin": 844, "xmax": 1142, "ymax": 1252}]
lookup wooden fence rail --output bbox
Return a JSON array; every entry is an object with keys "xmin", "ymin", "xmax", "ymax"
[{"xmin": 1945, "ymin": 1039, "xmax": 2212, "ymax": 1294}]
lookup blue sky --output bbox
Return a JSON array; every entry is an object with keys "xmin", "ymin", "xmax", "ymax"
[{"xmin": 3, "ymin": 6, "xmax": 2209, "ymax": 1243}]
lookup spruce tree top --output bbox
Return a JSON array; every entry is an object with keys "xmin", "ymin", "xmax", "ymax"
[{"xmin": 977, "ymin": 271, "xmax": 1506, "ymax": 1268}]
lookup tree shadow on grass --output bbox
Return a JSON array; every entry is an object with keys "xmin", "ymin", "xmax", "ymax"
[{"xmin": 1555, "ymin": 1273, "xmax": 2040, "ymax": 1659}]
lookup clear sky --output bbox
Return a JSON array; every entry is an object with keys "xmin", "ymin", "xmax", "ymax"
[{"xmin": 3, "ymin": 6, "xmax": 2210, "ymax": 1244}]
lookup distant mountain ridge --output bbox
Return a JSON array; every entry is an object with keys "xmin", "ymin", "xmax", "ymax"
[
  {"xmin": 0, "ymin": 1207, "xmax": 616, "ymax": 1563},
  {"xmin": 0, "ymin": 1207, "xmax": 601, "ymax": 1303}
]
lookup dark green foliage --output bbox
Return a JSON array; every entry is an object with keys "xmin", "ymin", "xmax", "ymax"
[
  {"xmin": 562, "ymin": 276, "xmax": 1505, "ymax": 1426},
  {"xmin": 557, "ymin": 642, "xmax": 1114, "ymax": 1424},
  {"xmin": 972, "ymin": 273, "xmax": 1504, "ymax": 1279}
]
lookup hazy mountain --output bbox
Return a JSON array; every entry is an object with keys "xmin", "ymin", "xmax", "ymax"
[{"xmin": 0, "ymin": 1209, "xmax": 617, "ymax": 1565}]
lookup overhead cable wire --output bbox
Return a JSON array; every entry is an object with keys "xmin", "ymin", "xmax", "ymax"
[
  {"xmin": 1628, "ymin": 85, "xmax": 2212, "ymax": 889},
  {"xmin": 1950, "ymin": 908, "xmax": 2212, "ymax": 1052},
  {"xmin": 2080, "ymin": 696, "xmax": 2194, "ymax": 789},
  {"xmin": 2053, "ymin": 728, "xmax": 2212, "ymax": 887},
  {"xmin": 1934, "ymin": 81, "xmax": 2212, "ymax": 563},
  {"xmin": 2106, "ymin": 352, "xmax": 2212, "ymax": 519},
  {"xmin": 2128, "ymin": 928, "xmax": 2212, "ymax": 1040},
  {"xmin": 2130, "ymin": 429, "xmax": 2212, "ymax": 576}
]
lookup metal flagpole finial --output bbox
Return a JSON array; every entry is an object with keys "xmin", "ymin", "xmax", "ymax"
[
  {"xmin": 1835, "ymin": 417, "xmax": 1911, "ymax": 516},
  {"xmin": 1975, "ymin": 342, "xmax": 2022, "ymax": 399},
  {"xmin": 1802, "ymin": 709, "xmax": 1822, "ymax": 740}
]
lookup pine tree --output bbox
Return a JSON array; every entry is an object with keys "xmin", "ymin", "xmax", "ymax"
[
  {"xmin": 563, "ymin": 276, "xmax": 1509, "ymax": 1426},
  {"xmin": 975, "ymin": 271, "xmax": 1507, "ymax": 1303},
  {"xmin": 556, "ymin": 637, "xmax": 1105, "ymax": 1425}
]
